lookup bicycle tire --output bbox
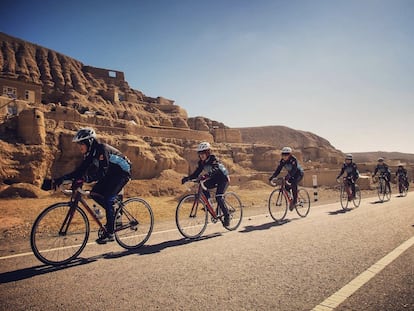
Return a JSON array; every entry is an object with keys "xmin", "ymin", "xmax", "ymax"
[
  {"xmin": 296, "ymin": 188, "xmax": 311, "ymax": 217},
  {"xmin": 114, "ymin": 198, "xmax": 154, "ymax": 249},
  {"xmin": 399, "ymin": 181, "xmax": 408, "ymax": 197},
  {"xmin": 340, "ymin": 184, "xmax": 349, "ymax": 210},
  {"xmin": 268, "ymin": 188, "xmax": 288, "ymax": 222},
  {"xmin": 377, "ymin": 179, "xmax": 386, "ymax": 202},
  {"xmin": 384, "ymin": 183, "xmax": 391, "ymax": 201},
  {"xmin": 352, "ymin": 185, "xmax": 361, "ymax": 208},
  {"xmin": 30, "ymin": 203, "xmax": 89, "ymax": 266},
  {"xmin": 222, "ymin": 192, "xmax": 243, "ymax": 231},
  {"xmin": 176, "ymin": 194, "xmax": 208, "ymax": 239}
]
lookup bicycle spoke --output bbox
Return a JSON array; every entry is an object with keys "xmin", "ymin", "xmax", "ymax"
[
  {"xmin": 30, "ymin": 203, "xmax": 89, "ymax": 266},
  {"xmin": 268, "ymin": 188, "xmax": 287, "ymax": 222},
  {"xmin": 176, "ymin": 195, "xmax": 208, "ymax": 239},
  {"xmin": 115, "ymin": 198, "xmax": 154, "ymax": 249},
  {"xmin": 296, "ymin": 189, "xmax": 310, "ymax": 217},
  {"xmin": 223, "ymin": 192, "xmax": 243, "ymax": 231}
]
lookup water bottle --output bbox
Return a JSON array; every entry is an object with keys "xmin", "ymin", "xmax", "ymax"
[{"xmin": 93, "ymin": 204, "xmax": 103, "ymax": 219}]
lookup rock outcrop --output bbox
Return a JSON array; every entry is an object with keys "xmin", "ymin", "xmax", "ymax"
[{"xmin": 0, "ymin": 32, "xmax": 347, "ymax": 194}]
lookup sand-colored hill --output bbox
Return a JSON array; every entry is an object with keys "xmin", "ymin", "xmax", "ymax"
[{"xmin": 1, "ymin": 32, "xmax": 412, "ymax": 199}]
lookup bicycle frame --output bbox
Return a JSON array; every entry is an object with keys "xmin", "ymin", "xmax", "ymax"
[
  {"xmin": 342, "ymin": 177, "xmax": 353, "ymax": 198},
  {"xmin": 276, "ymin": 178, "xmax": 293, "ymax": 204},
  {"xmin": 193, "ymin": 181, "xmax": 222, "ymax": 221},
  {"xmin": 63, "ymin": 186, "xmax": 108, "ymax": 234}
]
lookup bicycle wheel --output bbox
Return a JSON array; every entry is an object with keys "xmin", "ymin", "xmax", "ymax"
[
  {"xmin": 268, "ymin": 188, "xmax": 288, "ymax": 222},
  {"xmin": 352, "ymin": 185, "xmax": 361, "ymax": 208},
  {"xmin": 30, "ymin": 203, "xmax": 89, "ymax": 266},
  {"xmin": 377, "ymin": 179, "xmax": 386, "ymax": 202},
  {"xmin": 296, "ymin": 188, "xmax": 311, "ymax": 217},
  {"xmin": 400, "ymin": 182, "xmax": 408, "ymax": 197},
  {"xmin": 114, "ymin": 198, "xmax": 154, "ymax": 249},
  {"xmin": 340, "ymin": 184, "xmax": 349, "ymax": 210},
  {"xmin": 176, "ymin": 194, "xmax": 208, "ymax": 239},
  {"xmin": 222, "ymin": 192, "xmax": 243, "ymax": 231},
  {"xmin": 384, "ymin": 182, "xmax": 391, "ymax": 201}
]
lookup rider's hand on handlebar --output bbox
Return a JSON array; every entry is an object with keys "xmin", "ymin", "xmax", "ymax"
[
  {"xmin": 71, "ymin": 179, "xmax": 84, "ymax": 190},
  {"xmin": 181, "ymin": 176, "xmax": 189, "ymax": 184},
  {"xmin": 52, "ymin": 177, "xmax": 64, "ymax": 190},
  {"xmin": 196, "ymin": 175, "xmax": 208, "ymax": 182}
]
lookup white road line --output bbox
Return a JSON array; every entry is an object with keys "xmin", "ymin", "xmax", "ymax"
[
  {"xmin": 0, "ymin": 227, "xmax": 180, "ymax": 261},
  {"xmin": 312, "ymin": 235, "xmax": 414, "ymax": 311}
]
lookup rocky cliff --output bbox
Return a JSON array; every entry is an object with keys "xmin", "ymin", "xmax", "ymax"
[{"xmin": 0, "ymin": 32, "xmax": 345, "ymax": 194}]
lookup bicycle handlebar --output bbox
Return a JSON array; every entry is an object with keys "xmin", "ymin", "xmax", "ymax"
[
  {"xmin": 60, "ymin": 180, "xmax": 90, "ymax": 196},
  {"xmin": 184, "ymin": 178, "xmax": 208, "ymax": 191}
]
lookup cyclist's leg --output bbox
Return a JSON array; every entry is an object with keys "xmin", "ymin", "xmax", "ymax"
[
  {"xmin": 205, "ymin": 176, "xmax": 229, "ymax": 222},
  {"xmin": 91, "ymin": 171, "xmax": 130, "ymax": 235},
  {"xmin": 350, "ymin": 179, "xmax": 356, "ymax": 197},
  {"xmin": 291, "ymin": 174, "xmax": 303, "ymax": 205}
]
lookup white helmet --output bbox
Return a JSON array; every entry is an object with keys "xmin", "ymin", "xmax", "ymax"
[
  {"xmin": 72, "ymin": 127, "xmax": 96, "ymax": 143},
  {"xmin": 345, "ymin": 154, "xmax": 353, "ymax": 160},
  {"xmin": 378, "ymin": 157, "xmax": 384, "ymax": 162},
  {"xmin": 197, "ymin": 142, "xmax": 211, "ymax": 152},
  {"xmin": 281, "ymin": 146, "xmax": 292, "ymax": 154}
]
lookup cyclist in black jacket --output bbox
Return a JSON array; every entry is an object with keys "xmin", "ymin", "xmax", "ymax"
[
  {"xmin": 372, "ymin": 157, "xmax": 391, "ymax": 191},
  {"xmin": 396, "ymin": 164, "xmax": 409, "ymax": 193},
  {"xmin": 336, "ymin": 154, "xmax": 359, "ymax": 199},
  {"xmin": 181, "ymin": 142, "xmax": 230, "ymax": 226},
  {"xmin": 269, "ymin": 147, "xmax": 304, "ymax": 210},
  {"xmin": 54, "ymin": 128, "xmax": 131, "ymax": 244}
]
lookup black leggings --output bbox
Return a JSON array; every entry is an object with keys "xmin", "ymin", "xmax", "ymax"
[
  {"xmin": 203, "ymin": 175, "xmax": 229, "ymax": 217},
  {"xmin": 286, "ymin": 174, "xmax": 304, "ymax": 204},
  {"xmin": 90, "ymin": 169, "xmax": 130, "ymax": 233}
]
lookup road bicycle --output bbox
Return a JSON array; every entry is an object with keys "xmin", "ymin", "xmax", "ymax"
[
  {"xmin": 268, "ymin": 177, "xmax": 310, "ymax": 222},
  {"xmin": 31, "ymin": 181, "xmax": 154, "ymax": 266},
  {"xmin": 375, "ymin": 175, "xmax": 391, "ymax": 202},
  {"xmin": 176, "ymin": 179, "xmax": 243, "ymax": 239},
  {"xmin": 397, "ymin": 175, "xmax": 408, "ymax": 197},
  {"xmin": 338, "ymin": 177, "xmax": 361, "ymax": 210}
]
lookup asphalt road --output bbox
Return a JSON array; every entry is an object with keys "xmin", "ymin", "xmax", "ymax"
[{"xmin": 0, "ymin": 193, "xmax": 413, "ymax": 311}]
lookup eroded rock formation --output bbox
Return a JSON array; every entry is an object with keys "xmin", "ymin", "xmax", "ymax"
[{"xmin": 0, "ymin": 32, "xmax": 346, "ymax": 194}]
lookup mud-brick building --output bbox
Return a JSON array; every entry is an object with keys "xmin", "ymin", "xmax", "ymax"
[{"xmin": 0, "ymin": 77, "xmax": 42, "ymax": 104}]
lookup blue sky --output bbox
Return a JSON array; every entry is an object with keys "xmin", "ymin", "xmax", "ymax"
[{"xmin": 2, "ymin": 0, "xmax": 414, "ymax": 153}]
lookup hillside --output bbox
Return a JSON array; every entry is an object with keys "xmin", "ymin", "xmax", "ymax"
[{"xmin": 0, "ymin": 31, "xmax": 361, "ymax": 195}]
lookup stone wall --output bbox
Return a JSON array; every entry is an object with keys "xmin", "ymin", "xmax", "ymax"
[
  {"xmin": 213, "ymin": 128, "xmax": 242, "ymax": 143},
  {"xmin": 17, "ymin": 108, "xmax": 46, "ymax": 145}
]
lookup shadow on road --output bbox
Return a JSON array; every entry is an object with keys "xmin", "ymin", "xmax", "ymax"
[
  {"xmin": 0, "ymin": 234, "xmax": 222, "ymax": 283},
  {"xmin": 0, "ymin": 257, "xmax": 98, "ymax": 283},
  {"xmin": 240, "ymin": 219, "xmax": 292, "ymax": 232},
  {"xmin": 370, "ymin": 200, "xmax": 387, "ymax": 204},
  {"xmin": 103, "ymin": 232, "xmax": 222, "ymax": 259},
  {"xmin": 328, "ymin": 209, "xmax": 352, "ymax": 215}
]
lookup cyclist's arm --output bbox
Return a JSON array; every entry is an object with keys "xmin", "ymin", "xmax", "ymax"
[
  {"xmin": 187, "ymin": 161, "xmax": 203, "ymax": 180},
  {"xmin": 271, "ymin": 161, "xmax": 284, "ymax": 178},
  {"xmin": 337, "ymin": 165, "xmax": 345, "ymax": 179}
]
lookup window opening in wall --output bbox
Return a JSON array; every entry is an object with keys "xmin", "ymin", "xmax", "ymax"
[
  {"xmin": 3, "ymin": 86, "xmax": 17, "ymax": 97},
  {"xmin": 108, "ymin": 71, "xmax": 116, "ymax": 78}
]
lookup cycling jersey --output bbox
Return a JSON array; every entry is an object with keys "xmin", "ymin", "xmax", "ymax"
[
  {"xmin": 373, "ymin": 164, "xmax": 391, "ymax": 178},
  {"xmin": 337, "ymin": 162, "xmax": 359, "ymax": 180},
  {"xmin": 187, "ymin": 154, "xmax": 229, "ymax": 180},
  {"xmin": 64, "ymin": 141, "xmax": 131, "ymax": 182},
  {"xmin": 271, "ymin": 155, "xmax": 304, "ymax": 179}
]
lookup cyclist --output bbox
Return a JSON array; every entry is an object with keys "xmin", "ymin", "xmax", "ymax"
[
  {"xmin": 269, "ymin": 147, "xmax": 304, "ymax": 210},
  {"xmin": 372, "ymin": 157, "xmax": 391, "ymax": 192},
  {"xmin": 53, "ymin": 127, "xmax": 131, "ymax": 244},
  {"xmin": 396, "ymin": 164, "xmax": 409, "ymax": 193},
  {"xmin": 336, "ymin": 154, "xmax": 359, "ymax": 199},
  {"xmin": 181, "ymin": 142, "xmax": 230, "ymax": 226}
]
